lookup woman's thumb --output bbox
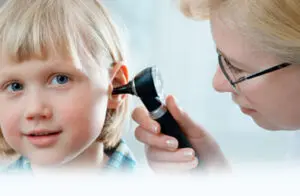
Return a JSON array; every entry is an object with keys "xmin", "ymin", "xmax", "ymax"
[{"xmin": 165, "ymin": 95, "xmax": 206, "ymax": 138}]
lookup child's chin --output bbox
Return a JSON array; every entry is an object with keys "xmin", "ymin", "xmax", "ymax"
[
  {"xmin": 28, "ymin": 154, "xmax": 69, "ymax": 167},
  {"xmin": 30, "ymin": 159, "xmax": 64, "ymax": 167}
]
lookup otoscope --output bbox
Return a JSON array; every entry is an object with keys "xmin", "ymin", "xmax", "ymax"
[{"xmin": 112, "ymin": 67, "xmax": 195, "ymax": 150}]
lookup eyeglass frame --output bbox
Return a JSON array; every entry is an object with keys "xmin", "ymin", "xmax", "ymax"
[{"xmin": 217, "ymin": 53, "xmax": 292, "ymax": 92}]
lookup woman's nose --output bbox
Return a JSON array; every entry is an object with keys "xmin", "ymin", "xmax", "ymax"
[{"xmin": 212, "ymin": 66, "xmax": 235, "ymax": 93}]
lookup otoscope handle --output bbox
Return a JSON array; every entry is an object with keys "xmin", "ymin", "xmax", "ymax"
[
  {"xmin": 155, "ymin": 109, "xmax": 194, "ymax": 149},
  {"xmin": 141, "ymin": 97, "xmax": 194, "ymax": 149}
]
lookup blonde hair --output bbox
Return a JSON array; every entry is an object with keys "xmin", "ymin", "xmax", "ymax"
[
  {"xmin": 180, "ymin": 0, "xmax": 300, "ymax": 63},
  {"xmin": 0, "ymin": 0, "xmax": 129, "ymax": 159}
]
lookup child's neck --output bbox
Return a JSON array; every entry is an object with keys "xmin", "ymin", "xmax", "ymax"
[{"xmin": 31, "ymin": 142, "xmax": 109, "ymax": 175}]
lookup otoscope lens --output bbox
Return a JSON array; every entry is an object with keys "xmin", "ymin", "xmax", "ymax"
[{"xmin": 151, "ymin": 67, "xmax": 165, "ymax": 99}]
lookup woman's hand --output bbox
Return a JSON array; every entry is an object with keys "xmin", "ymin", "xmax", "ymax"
[{"xmin": 132, "ymin": 95, "xmax": 230, "ymax": 173}]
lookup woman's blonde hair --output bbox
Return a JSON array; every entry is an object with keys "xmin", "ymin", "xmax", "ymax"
[
  {"xmin": 180, "ymin": 0, "xmax": 300, "ymax": 63},
  {"xmin": 0, "ymin": 0, "xmax": 129, "ymax": 159}
]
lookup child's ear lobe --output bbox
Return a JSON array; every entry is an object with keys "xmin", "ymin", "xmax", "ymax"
[{"xmin": 107, "ymin": 62, "xmax": 129, "ymax": 109}]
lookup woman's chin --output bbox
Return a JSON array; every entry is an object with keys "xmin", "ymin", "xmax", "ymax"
[{"xmin": 251, "ymin": 116, "xmax": 283, "ymax": 131}]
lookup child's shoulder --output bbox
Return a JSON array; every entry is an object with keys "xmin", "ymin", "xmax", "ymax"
[
  {"xmin": 104, "ymin": 139, "xmax": 137, "ymax": 171},
  {"xmin": 0, "ymin": 155, "xmax": 31, "ymax": 174}
]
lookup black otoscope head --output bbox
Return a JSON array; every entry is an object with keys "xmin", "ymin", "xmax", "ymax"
[
  {"xmin": 112, "ymin": 66, "xmax": 197, "ymax": 157},
  {"xmin": 112, "ymin": 67, "xmax": 164, "ymax": 111}
]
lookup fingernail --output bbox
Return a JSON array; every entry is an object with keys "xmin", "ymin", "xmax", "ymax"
[
  {"xmin": 166, "ymin": 140, "xmax": 177, "ymax": 149},
  {"xmin": 173, "ymin": 96, "xmax": 179, "ymax": 104},
  {"xmin": 173, "ymin": 96, "xmax": 183, "ymax": 112},
  {"xmin": 183, "ymin": 150, "xmax": 194, "ymax": 157},
  {"xmin": 191, "ymin": 158, "xmax": 199, "ymax": 168},
  {"xmin": 152, "ymin": 125, "xmax": 158, "ymax": 133},
  {"xmin": 173, "ymin": 96, "xmax": 179, "ymax": 105}
]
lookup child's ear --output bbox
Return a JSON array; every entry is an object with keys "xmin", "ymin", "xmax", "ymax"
[{"xmin": 107, "ymin": 62, "xmax": 129, "ymax": 109}]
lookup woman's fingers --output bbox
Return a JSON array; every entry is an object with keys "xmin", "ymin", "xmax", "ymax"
[{"xmin": 135, "ymin": 126, "xmax": 179, "ymax": 151}]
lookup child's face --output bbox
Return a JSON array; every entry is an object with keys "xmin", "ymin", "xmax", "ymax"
[{"xmin": 0, "ymin": 53, "xmax": 111, "ymax": 165}]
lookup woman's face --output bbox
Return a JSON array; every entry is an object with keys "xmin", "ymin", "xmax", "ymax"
[{"xmin": 210, "ymin": 13, "xmax": 300, "ymax": 131}]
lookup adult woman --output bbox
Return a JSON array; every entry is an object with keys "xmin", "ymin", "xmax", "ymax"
[{"xmin": 132, "ymin": 0, "xmax": 300, "ymax": 172}]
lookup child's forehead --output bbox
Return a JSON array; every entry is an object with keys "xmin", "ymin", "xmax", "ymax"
[
  {"xmin": 0, "ymin": 51, "xmax": 109, "ymax": 83},
  {"xmin": 0, "ymin": 47, "xmax": 110, "ymax": 82},
  {"xmin": 0, "ymin": 52, "xmax": 75, "ymax": 71}
]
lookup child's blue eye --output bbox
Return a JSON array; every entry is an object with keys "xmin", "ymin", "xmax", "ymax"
[
  {"xmin": 51, "ymin": 75, "xmax": 69, "ymax": 85},
  {"xmin": 7, "ymin": 82, "xmax": 23, "ymax": 92}
]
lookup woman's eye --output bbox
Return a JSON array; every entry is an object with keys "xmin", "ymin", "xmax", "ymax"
[
  {"xmin": 222, "ymin": 55, "xmax": 245, "ymax": 74},
  {"xmin": 6, "ymin": 82, "xmax": 24, "ymax": 92},
  {"xmin": 229, "ymin": 64, "xmax": 244, "ymax": 74},
  {"xmin": 50, "ymin": 74, "xmax": 70, "ymax": 85}
]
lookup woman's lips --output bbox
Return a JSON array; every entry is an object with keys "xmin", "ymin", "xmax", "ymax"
[{"xmin": 240, "ymin": 107, "xmax": 257, "ymax": 115}]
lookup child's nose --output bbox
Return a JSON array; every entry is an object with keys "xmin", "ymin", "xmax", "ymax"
[{"xmin": 24, "ymin": 93, "xmax": 53, "ymax": 120}]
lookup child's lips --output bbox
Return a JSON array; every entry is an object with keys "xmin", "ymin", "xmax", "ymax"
[{"xmin": 24, "ymin": 129, "xmax": 62, "ymax": 148}]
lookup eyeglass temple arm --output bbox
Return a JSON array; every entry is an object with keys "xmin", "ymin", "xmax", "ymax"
[{"xmin": 233, "ymin": 63, "xmax": 291, "ymax": 85}]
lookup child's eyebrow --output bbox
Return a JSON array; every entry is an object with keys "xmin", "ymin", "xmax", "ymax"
[
  {"xmin": 0, "ymin": 70, "xmax": 21, "ymax": 83},
  {"xmin": 0, "ymin": 60, "xmax": 75, "ymax": 78}
]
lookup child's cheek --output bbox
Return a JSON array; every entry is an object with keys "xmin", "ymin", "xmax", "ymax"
[
  {"xmin": 0, "ymin": 112, "xmax": 22, "ymax": 150},
  {"xmin": 57, "ymin": 99, "xmax": 91, "ymax": 123}
]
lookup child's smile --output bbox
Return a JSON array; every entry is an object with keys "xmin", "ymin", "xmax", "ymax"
[{"xmin": 24, "ymin": 128, "xmax": 63, "ymax": 148}]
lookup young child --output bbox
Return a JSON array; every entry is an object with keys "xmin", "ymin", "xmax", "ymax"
[{"xmin": 0, "ymin": 0, "xmax": 136, "ymax": 174}]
